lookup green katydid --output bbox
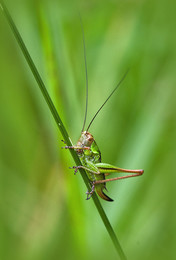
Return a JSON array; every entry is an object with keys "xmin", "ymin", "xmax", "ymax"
[{"xmin": 63, "ymin": 20, "xmax": 144, "ymax": 202}]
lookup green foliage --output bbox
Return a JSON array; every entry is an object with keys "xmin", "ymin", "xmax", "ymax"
[{"xmin": 0, "ymin": 0, "xmax": 176, "ymax": 260}]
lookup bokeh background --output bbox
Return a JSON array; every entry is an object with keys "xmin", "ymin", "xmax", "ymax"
[{"xmin": 0, "ymin": 0, "xmax": 176, "ymax": 259}]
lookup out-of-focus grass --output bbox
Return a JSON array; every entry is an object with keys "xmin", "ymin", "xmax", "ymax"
[{"xmin": 0, "ymin": 0, "xmax": 176, "ymax": 260}]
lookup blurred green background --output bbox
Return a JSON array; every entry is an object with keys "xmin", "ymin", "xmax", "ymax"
[{"xmin": 0, "ymin": 0, "xmax": 176, "ymax": 259}]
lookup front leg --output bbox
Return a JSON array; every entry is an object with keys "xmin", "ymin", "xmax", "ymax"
[
  {"xmin": 69, "ymin": 165, "xmax": 100, "ymax": 175},
  {"xmin": 61, "ymin": 140, "xmax": 90, "ymax": 150}
]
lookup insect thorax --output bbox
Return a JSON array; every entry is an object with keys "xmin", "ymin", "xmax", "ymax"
[{"xmin": 76, "ymin": 131, "xmax": 101, "ymax": 164}]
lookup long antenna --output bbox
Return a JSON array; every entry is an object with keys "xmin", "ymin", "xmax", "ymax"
[
  {"xmin": 86, "ymin": 69, "xmax": 129, "ymax": 132},
  {"xmin": 79, "ymin": 14, "xmax": 88, "ymax": 133}
]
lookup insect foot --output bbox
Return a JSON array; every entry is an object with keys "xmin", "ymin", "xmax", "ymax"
[
  {"xmin": 61, "ymin": 146, "xmax": 71, "ymax": 149},
  {"xmin": 69, "ymin": 166, "xmax": 79, "ymax": 175},
  {"xmin": 61, "ymin": 140, "xmax": 68, "ymax": 148},
  {"xmin": 86, "ymin": 183, "xmax": 95, "ymax": 200}
]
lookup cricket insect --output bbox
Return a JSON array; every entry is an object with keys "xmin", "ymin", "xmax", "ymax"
[{"xmin": 62, "ymin": 20, "xmax": 144, "ymax": 202}]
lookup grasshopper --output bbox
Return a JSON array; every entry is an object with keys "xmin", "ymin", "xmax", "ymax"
[{"xmin": 63, "ymin": 21, "xmax": 144, "ymax": 202}]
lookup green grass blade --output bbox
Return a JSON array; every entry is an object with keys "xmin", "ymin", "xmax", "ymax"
[{"xmin": 0, "ymin": 2, "xmax": 127, "ymax": 259}]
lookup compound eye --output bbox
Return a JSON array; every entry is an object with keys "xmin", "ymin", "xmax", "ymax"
[{"xmin": 88, "ymin": 137, "xmax": 93, "ymax": 142}]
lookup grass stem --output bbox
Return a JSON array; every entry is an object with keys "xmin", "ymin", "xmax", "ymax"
[{"xmin": 0, "ymin": 2, "xmax": 127, "ymax": 259}]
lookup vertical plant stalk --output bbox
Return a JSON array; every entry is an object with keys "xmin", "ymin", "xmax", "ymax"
[{"xmin": 0, "ymin": 2, "xmax": 127, "ymax": 260}]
